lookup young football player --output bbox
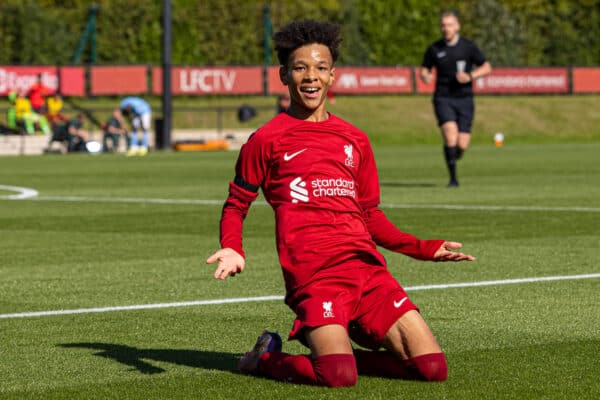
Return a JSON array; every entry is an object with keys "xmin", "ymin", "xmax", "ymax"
[{"xmin": 207, "ymin": 19, "xmax": 475, "ymax": 387}]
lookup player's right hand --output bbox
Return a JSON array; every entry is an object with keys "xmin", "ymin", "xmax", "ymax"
[
  {"xmin": 455, "ymin": 71, "xmax": 471, "ymax": 84},
  {"xmin": 206, "ymin": 248, "xmax": 245, "ymax": 280},
  {"xmin": 433, "ymin": 241, "xmax": 476, "ymax": 262}
]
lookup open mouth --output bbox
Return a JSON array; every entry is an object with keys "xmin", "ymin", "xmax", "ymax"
[{"xmin": 300, "ymin": 87, "xmax": 320, "ymax": 98}]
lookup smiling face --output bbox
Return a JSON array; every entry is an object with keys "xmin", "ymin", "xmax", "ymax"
[{"xmin": 279, "ymin": 43, "xmax": 335, "ymax": 122}]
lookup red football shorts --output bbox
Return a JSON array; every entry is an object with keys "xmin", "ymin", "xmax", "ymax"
[{"xmin": 287, "ymin": 263, "xmax": 418, "ymax": 350}]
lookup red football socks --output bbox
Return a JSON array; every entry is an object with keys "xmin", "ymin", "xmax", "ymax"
[
  {"xmin": 258, "ymin": 352, "xmax": 357, "ymax": 387},
  {"xmin": 313, "ymin": 354, "xmax": 357, "ymax": 387},
  {"xmin": 257, "ymin": 351, "xmax": 447, "ymax": 386},
  {"xmin": 258, "ymin": 352, "xmax": 316, "ymax": 385}
]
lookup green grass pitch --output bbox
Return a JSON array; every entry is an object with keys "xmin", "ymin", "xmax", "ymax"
[{"xmin": 1, "ymin": 142, "xmax": 599, "ymax": 399}]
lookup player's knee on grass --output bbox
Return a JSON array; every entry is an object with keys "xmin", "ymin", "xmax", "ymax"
[
  {"xmin": 409, "ymin": 352, "xmax": 448, "ymax": 382},
  {"xmin": 313, "ymin": 354, "xmax": 357, "ymax": 387}
]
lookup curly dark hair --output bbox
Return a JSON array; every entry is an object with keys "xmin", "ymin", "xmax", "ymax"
[{"xmin": 274, "ymin": 20, "xmax": 342, "ymax": 66}]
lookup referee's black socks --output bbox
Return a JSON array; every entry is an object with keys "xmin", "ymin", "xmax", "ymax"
[
  {"xmin": 456, "ymin": 147, "xmax": 464, "ymax": 160},
  {"xmin": 443, "ymin": 145, "xmax": 459, "ymax": 186}
]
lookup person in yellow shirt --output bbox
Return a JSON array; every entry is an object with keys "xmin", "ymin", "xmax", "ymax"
[{"xmin": 45, "ymin": 93, "xmax": 68, "ymax": 126}]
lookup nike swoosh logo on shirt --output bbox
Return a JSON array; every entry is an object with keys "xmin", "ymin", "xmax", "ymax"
[
  {"xmin": 283, "ymin": 148, "xmax": 307, "ymax": 161},
  {"xmin": 393, "ymin": 297, "xmax": 408, "ymax": 309}
]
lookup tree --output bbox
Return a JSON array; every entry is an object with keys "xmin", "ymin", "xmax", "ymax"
[
  {"xmin": 457, "ymin": 0, "xmax": 527, "ymax": 66},
  {"xmin": 0, "ymin": 0, "xmax": 598, "ymax": 66}
]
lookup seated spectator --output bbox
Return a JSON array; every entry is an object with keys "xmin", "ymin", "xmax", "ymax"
[
  {"xmin": 51, "ymin": 113, "xmax": 89, "ymax": 152},
  {"xmin": 28, "ymin": 74, "xmax": 53, "ymax": 114},
  {"xmin": 103, "ymin": 108, "xmax": 129, "ymax": 152},
  {"xmin": 45, "ymin": 93, "xmax": 68, "ymax": 127},
  {"xmin": 14, "ymin": 90, "xmax": 51, "ymax": 135}
]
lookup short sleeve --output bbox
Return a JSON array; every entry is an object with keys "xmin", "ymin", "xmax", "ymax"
[
  {"xmin": 422, "ymin": 45, "xmax": 435, "ymax": 69},
  {"xmin": 471, "ymin": 42, "xmax": 487, "ymax": 66}
]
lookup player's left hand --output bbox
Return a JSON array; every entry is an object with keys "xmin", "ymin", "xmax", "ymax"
[
  {"xmin": 433, "ymin": 241, "xmax": 476, "ymax": 262},
  {"xmin": 456, "ymin": 72, "xmax": 472, "ymax": 84}
]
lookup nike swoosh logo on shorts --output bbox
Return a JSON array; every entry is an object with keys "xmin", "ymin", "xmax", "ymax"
[
  {"xmin": 283, "ymin": 148, "xmax": 307, "ymax": 161},
  {"xmin": 393, "ymin": 297, "xmax": 408, "ymax": 309}
]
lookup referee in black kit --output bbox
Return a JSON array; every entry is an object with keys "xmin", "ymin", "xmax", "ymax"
[{"xmin": 420, "ymin": 10, "xmax": 492, "ymax": 187}]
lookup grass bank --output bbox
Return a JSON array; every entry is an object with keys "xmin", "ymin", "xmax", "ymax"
[{"xmin": 66, "ymin": 94, "xmax": 600, "ymax": 145}]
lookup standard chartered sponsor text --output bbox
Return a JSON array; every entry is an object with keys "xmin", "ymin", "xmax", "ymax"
[{"xmin": 311, "ymin": 178, "xmax": 356, "ymax": 198}]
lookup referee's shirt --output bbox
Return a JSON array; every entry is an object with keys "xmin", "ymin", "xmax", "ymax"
[{"xmin": 422, "ymin": 36, "xmax": 487, "ymax": 98}]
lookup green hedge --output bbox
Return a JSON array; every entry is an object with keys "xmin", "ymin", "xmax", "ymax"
[{"xmin": 1, "ymin": 0, "xmax": 599, "ymax": 66}]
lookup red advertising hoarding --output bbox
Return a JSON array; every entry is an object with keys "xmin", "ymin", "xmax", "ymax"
[
  {"xmin": 268, "ymin": 66, "xmax": 413, "ymax": 94},
  {"xmin": 91, "ymin": 65, "xmax": 148, "ymax": 95},
  {"xmin": 333, "ymin": 67, "xmax": 413, "ymax": 94},
  {"xmin": 474, "ymin": 68, "xmax": 568, "ymax": 94},
  {"xmin": 267, "ymin": 66, "xmax": 286, "ymax": 94},
  {"xmin": 0, "ymin": 65, "xmax": 585, "ymax": 97},
  {"xmin": 59, "ymin": 66, "xmax": 85, "ymax": 96},
  {"xmin": 0, "ymin": 66, "xmax": 58, "ymax": 96},
  {"xmin": 417, "ymin": 68, "xmax": 569, "ymax": 94},
  {"xmin": 153, "ymin": 66, "xmax": 263, "ymax": 95},
  {"xmin": 572, "ymin": 67, "xmax": 600, "ymax": 93}
]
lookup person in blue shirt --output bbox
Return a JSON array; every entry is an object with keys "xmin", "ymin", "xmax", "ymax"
[{"xmin": 119, "ymin": 97, "xmax": 152, "ymax": 156}]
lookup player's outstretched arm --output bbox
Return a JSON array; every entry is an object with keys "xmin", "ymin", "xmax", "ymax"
[
  {"xmin": 206, "ymin": 248, "xmax": 245, "ymax": 280},
  {"xmin": 432, "ymin": 241, "xmax": 476, "ymax": 262}
]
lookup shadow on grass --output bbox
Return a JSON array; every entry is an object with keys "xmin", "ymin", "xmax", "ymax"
[
  {"xmin": 380, "ymin": 182, "xmax": 437, "ymax": 188},
  {"xmin": 58, "ymin": 342, "xmax": 240, "ymax": 375}
]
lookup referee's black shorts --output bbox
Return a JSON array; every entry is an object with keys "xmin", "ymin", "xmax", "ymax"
[{"xmin": 433, "ymin": 96, "xmax": 474, "ymax": 133}]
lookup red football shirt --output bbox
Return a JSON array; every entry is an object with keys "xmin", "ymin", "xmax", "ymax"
[
  {"xmin": 220, "ymin": 112, "xmax": 443, "ymax": 295},
  {"xmin": 28, "ymin": 82, "xmax": 52, "ymax": 110}
]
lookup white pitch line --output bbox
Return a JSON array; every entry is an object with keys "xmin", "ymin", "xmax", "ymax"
[
  {"xmin": 0, "ymin": 185, "xmax": 39, "ymax": 200},
  {"xmin": 1, "ymin": 273, "xmax": 598, "ymax": 320},
  {"xmin": 380, "ymin": 203, "xmax": 600, "ymax": 213},
  {"xmin": 3, "ymin": 193, "xmax": 600, "ymax": 212},
  {"xmin": 0, "ymin": 295, "xmax": 284, "ymax": 319},
  {"xmin": 31, "ymin": 195, "xmax": 226, "ymax": 206},
  {"xmin": 404, "ymin": 273, "xmax": 600, "ymax": 291}
]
